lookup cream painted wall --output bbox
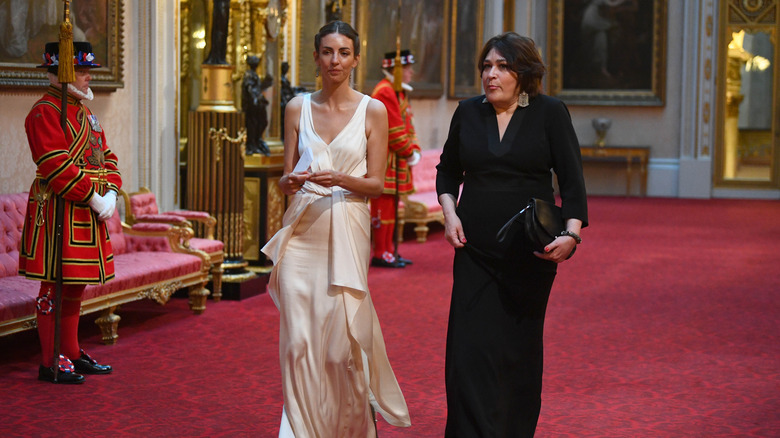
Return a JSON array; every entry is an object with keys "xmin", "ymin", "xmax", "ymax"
[{"xmin": 0, "ymin": 91, "xmax": 39, "ymax": 194}]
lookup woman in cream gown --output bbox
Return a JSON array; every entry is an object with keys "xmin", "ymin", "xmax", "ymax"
[{"xmin": 261, "ymin": 21, "xmax": 410, "ymax": 437}]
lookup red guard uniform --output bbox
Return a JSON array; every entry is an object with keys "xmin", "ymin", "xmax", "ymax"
[
  {"xmin": 20, "ymin": 86, "xmax": 121, "ymax": 282},
  {"xmin": 20, "ymin": 85, "xmax": 122, "ymax": 372},
  {"xmin": 370, "ymin": 78, "xmax": 420, "ymax": 264}
]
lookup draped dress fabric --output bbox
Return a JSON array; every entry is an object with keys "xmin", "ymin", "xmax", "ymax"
[
  {"xmin": 436, "ymin": 95, "xmax": 588, "ymax": 437},
  {"xmin": 262, "ymin": 93, "xmax": 410, "ymax": 437}
]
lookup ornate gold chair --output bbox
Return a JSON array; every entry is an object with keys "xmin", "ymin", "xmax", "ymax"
[{"xmin": 122, "ymin": 188, "xmax": 225, "ymax": 301}]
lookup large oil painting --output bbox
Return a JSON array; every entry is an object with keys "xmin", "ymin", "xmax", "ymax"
[
  {"xmin": 547, "ymin": 0, "xmax": 667, "ymax": 106},
  {"xmin": 0, "ymin": 0, "xmax": 124, "ymax": 90},
  {"xmin": 449, "ymin": 0, "xmax": 484, "ymax": 98},
  {"xmin": 356, "ymin": 0, "xmax": 447, "ymax": 98}
]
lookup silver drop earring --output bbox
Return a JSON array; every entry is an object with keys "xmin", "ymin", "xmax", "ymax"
[
  {"xmin": 315, "ymin": 67, "xmax": 320, "ymax": 78},
  {"xmin": 518, "ymin": 91, "xmax": 529, "ymax": 108}
]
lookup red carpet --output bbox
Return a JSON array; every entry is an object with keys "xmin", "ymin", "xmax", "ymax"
[{"xmin": 0, "ymin": 196, "xmax": 778, "ymax": 437}]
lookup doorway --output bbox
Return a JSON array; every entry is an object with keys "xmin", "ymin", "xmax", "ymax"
[{"xmin": 715, "ymin": 1, "xmax": 779, "ymax": 189}]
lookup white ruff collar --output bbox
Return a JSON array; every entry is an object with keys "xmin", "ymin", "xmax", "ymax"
[
  {"xmin": 67, "ymin": 84, "xmax": 94, "ymax": 101},
  {"xmin": 382, "ymin": 70, "xmax": 413, "ymax": 92},
  {"xmin": 48, "ymin": 72, "xmax": 94, "ymax": 101}
]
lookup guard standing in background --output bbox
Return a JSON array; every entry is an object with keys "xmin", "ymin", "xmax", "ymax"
[
  {"xmin": 20, "ymin": 41, "xmax": 122, "ymax": 384},
  {"xmin": 370, "ymin": 49, "xmax": 421, "ymax": 268}
]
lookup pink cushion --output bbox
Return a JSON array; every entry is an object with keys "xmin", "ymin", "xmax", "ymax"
[
  {"xmin": 0, "ymin": 275, "xmax": 40, "ymax": 321},
  {"xmin": 170, "ymin": 210, "xmax": 212, "ymax": 221},
  {"xmin": 130, "ymin": 191, "xmax": 211, "ymax": 222},
  {"xmin": 0, "ymin": 193, "xmax": 28, "ymax": 278},
  {"xmin": 83, "ymin": 252, "xmax": 203, "ymax": 300},
  {"xmin": 129, "ymin": 192, "xmax": 159, "ymax": 216},
  {"xmin": 411, "ymin": 150, "xmax": 441, "ymax": 194},
  {"xmin": 125, "ymin": 223, "xmax": 183, "ymax": 254},
  {"xmin": 130, "ymin": 223, "xmax": 175, "ymax": 233},
  {"xmin": 106, "ymin": 211, "xmax": 127, "ymax": 255},
  {"xmin": 407, "ymin": 191, "xmax": 443, "ymax": 213},
  {"xmin": 126, "ymin": 234, "xmax": 173, "ymax": 253},
  {"xmin": 134, "ymin": 213, "xmax": 189, "ymax": 224},
  {"xmin": 190, "ymin": 237, "xmax": 224, "ymax": 254}
]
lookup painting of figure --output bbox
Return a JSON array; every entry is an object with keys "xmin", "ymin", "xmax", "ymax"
[
  {"xmin": 358, "ymin": 0, "xmax": 446, "ymax": 97},
  {"xmin": 563, "ymin": 0, "xmax": 652, "ymax": 90},
  {"xmin": 548, "ymin": 0, "xmax": 666, "ymax": 106},
  {"xmin": 0, "ymin": 0, "xmax": 109, "ymax": 65},
  {"xmin": 0, "ymin": 0, "xmax": 121, "ymax": 89}
]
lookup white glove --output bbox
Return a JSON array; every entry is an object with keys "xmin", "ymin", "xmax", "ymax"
[
  {"xmin": 89, "ymin": 193, "xmax": 108, "ymax": 216},
  {"xmin": 407, "ymin": 150, "xmax": 422, "ymax": 167},
  {"xmin": 98, "ymin": 190, "xmax": 117, "ymax": 221}
]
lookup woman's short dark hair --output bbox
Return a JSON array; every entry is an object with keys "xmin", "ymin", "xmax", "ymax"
[
  {"xmin": 315, "ymin": 20, "xmax": 361, "ymax": 56},
  {"xmin": 478, "ymin": 32, "xmax": 546, "ymax": 97}
]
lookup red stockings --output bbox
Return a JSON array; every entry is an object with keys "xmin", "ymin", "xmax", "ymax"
[{"xmin": 36, "ymin": 282, "xmax": 86, "ymax": 367}]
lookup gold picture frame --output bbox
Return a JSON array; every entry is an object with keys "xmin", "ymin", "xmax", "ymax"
[
  {"xmin": 547, "ymin": 0, "xmax": 667, "ymax": 106},
  {"xmin": 296, "ymin": 0, "xmax": 353, "ymax": 91},
  {"xmin": 0, "ymin": 0, "xmax": 124, "ymax": 90},
  {"xmin": 448, "ymin": 0, "xmax": 484, "ymax": 98},
  {"xmin": 355, "ymin": 0, "xmax": 448, "ymax": 98}
]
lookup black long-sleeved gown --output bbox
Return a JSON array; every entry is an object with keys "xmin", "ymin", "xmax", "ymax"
[{"xmin": 436, "ymin": 94, "xmax": 588, "ymax": 437}]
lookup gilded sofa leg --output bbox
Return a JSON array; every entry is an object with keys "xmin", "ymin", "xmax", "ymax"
[
  {"xmin": 188, "ymin": 283, "xmax": 210, "ymax": 314},
  {"xmin": 95, "ymin": 306, "xmax": 121, "ymax": 345},
  {"xmin": 414, "ymin": 224, "xmax": 430, "ymax": 243},
  {"xmin": 396, "ymin": 219, "xmax": 405, "ymax": 243},
  {"xmin": 211, "ymin": 264, "xmax": 224, "ymax": 302}
]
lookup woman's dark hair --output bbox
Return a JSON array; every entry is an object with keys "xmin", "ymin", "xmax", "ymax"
[
  {"xmin": 478, "ymin": 32, "xmax": 546, "ymax": 97},
  {"xmin": 315, "ymin": 21, "xmax": 360, "ymax": 56}
]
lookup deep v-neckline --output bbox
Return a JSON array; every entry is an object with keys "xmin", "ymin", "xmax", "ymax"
[
  {"xmin": 484, "ymin": 101, "xmax": 528, "ymax": 156},
  {"xmin": 308, "ymin": 94, "xmax": 365, "ymax": 146}
]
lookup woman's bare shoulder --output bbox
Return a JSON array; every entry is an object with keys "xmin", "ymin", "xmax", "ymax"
[
  {"xmin": 286, "ymin": 94, "xmax": 306, "ymax": 110},
  {"xmin": 366, "ymin": 97, "xmax": 388, "ymax": 118}
]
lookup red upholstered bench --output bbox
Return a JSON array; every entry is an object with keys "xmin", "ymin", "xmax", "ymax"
[
  {"xmin": 0, "ymin": 192, "xmax": 212, "ymax": 345},
  {"xmin": 401, "ymin": 149, "xmax": 445, "ymax": 243}
]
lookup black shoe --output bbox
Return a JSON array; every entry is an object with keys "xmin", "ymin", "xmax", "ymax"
[
  {"xmin": 38, "ymin": 365, "xmax": 85, "ymax": 384},
  {"xmin": 72, "ymin": 350, "xmax": 112, "ymax": 375},
  {"xmin": 397, "ymin": 255, "xmax": 413, "ymax": 265},
  {"xmin": 371, "ymin": 257, "xmax": 405, "ymax": 268}
]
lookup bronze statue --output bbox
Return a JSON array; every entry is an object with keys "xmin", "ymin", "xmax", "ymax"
[
  {"xmin": 280, "ymin": 61, "xmax": 306, "ymax": 140},
  {"xmin": 242, "ymin": 56, "xmax": 273, "ymax": 155},
  {"xmin": 326, "ymin": 0, "xmax": 343, "ymax": 22},
  {"xmin": 204, "ymin": 0, "xmax": 230, "ymax": 65}
]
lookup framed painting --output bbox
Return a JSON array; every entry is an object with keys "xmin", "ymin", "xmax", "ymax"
[
  {"xmin": 0, "ymin": 0, "xmax": 124, "ymax": 90},
  {"xmin": 295, "ymin": 0, "xmax": 353, "ymax": 90},
  {"xmin": 356, "ymin": 0, "xmax": 447, "ymax": 98},
  {"xmin": 547, "ymin": 0, "xmax": 667, "ymax": 106},
  {"xmin": 448, "ymin": 0, "xmax": 484, "ymax": 98}
]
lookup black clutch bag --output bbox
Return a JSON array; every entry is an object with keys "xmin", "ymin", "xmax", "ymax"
[{"xmin": 496, "ymin": 198, "xmax": 575, "ymax": 258}]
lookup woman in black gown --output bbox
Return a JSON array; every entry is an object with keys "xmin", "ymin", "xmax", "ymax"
[{"xmin": 436, "ymin": 32, "xmax": 588, "ymax": 437}]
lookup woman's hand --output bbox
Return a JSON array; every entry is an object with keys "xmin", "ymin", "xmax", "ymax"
[
  {"xmin": 534, "ymin": 235, "xmax": 577, "ymax": 263},
  {"xmin": 443, "ymin": 214, "xmax": 466, "ymax": 248},
  {"xmin": 307, "ymin": 170, "xmax": 343, "ymax": 188},
  {"xmin": 439, "ymin": 193, "xmax": 465, "ymax": 248},
  {"xmin": 280, "ymin": 171, "xmax": 310, "ymax": 195}
]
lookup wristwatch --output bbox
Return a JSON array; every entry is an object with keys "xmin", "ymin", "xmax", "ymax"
[{"xmin": 560, "ymin": 230, "xmax": 582, "ymax": 244}]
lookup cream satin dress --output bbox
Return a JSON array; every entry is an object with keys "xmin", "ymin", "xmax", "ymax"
[{"xmin": 262, "ymin": 93, "xmax": 411, "ymax": 437}]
